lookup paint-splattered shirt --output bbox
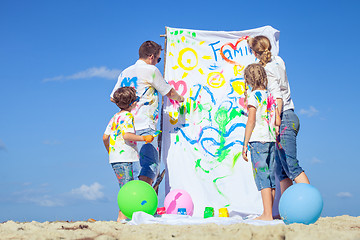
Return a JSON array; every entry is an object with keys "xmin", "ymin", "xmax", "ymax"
[
  {"xmin": 265, "ymin": 56, "xmax": 295, "ymax": 112},
  {"xmin": 110, "ymin": 60, "xmax": 173, "ymax": 131},
  {"xmin": 104, "ymin": 111, "xmax": 139, "ymax": 163},
  {"xmin": 247, "ymin": 90, "xmax": 277, "ymax": 142}
]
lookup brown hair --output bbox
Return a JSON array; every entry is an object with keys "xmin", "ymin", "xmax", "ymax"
[
  {"xmin": 244, "ymin": 63, "xmax": 268, "ymax": 90},
  {"xmin": 247, "ymin": 36, "xmax": 272, "ymax": 66},
  {"xmin": 113, "ymin": 87, "xmax": 137, "ymax": 110},
  {"xmin": 139, "ymin": 41, "xmax": 162, "ymax": 59}
]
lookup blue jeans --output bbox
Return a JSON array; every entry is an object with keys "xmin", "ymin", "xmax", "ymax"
[
  {"xmin": 275, "ymin": 109, "xmax": 304, "ymax": 181},
  {"xmin": 249, "ymin": 142, "xmax": 276, "ymax": 191},
  {"xmin": 132, "ymin": 128, "xmax": 160, "ymax": 182},
  {"xmin": 111, "ymin": 162, "xmax": 134, "ymax": 188}
]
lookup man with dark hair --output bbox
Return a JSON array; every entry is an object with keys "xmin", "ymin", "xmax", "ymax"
[
  {"xmin": 138, "ymin": 41, "xmax": 162, "ymax": 60},
  {"xmin": 110, "ymin": 40, "xmax": 184, "ymax": 186}
]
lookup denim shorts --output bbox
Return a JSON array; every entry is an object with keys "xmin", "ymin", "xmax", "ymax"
[
  {"xmin": 111, "ymin": 162, "xmax": 134, "ymax": 188},
  {"xmin": 132, "ymin": 128, "xmax": 160, "ymax": 182},
  {"xmin": 275, "ymin": 109, "xmax": 304, "ymax": 181},
  {"xmin": 249, "ymin": 142, "xmax": 276, "ymax": 191}
]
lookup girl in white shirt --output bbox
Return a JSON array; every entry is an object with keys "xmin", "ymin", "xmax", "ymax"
[
  {"xmin": 242, "ymin": 63, "xmax": 280, "ymax": 221},
  {"xmin": 247, "ymin": 36, "xmax": 310, "ymax": 198}
]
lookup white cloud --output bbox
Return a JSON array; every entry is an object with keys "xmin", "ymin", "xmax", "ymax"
[
  {"xmin": 5, "ymin": 182, "xmax": 107, "ymax": 207},
  {"xmin": 70, "ymin": 182, "xmax": 104, "ymax": 201},
  {"xmin": 27, "ymin": 196, "xmax": 65, "ymax": 207},
  {"xmin": 11, "ymin": 187, "xmax": 65, "ymax": 207},
  {"xmin": 299, "ymin": 106, "xmax": 319, "ymax": 117},
  {"xmin": 43, "ymin": 66, "xmax": 121, "ymax": 82},
  {"xmin": 311, "ymin": 157, "xmax": 323, "ymax": 164},
  {"xmin": 337, "ymin": 192, "xmax": 353, "ymax": 198}
]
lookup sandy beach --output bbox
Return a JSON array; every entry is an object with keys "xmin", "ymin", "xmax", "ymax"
[{"xmin": 1, "ymin": 215, "xmax": 359, "ymax": 240}]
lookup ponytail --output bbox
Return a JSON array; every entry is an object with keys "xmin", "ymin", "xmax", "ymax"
[
  {"xmin": 247, "ymin": 36, "xmax": 272, "ymax": 66},
  {"xmin": 259, "ymin": 49, "xmax": 272, "ymax": 66}
]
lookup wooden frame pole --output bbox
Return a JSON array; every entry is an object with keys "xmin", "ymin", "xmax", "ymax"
[{"xmin": 153, "ymin": 27, "xmax": 167, "ymax": 192}]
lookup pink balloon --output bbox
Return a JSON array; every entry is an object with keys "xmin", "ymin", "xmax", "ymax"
[{"xmin": 164, "ymin": 189, "xmax": 194, "ymax": 216}]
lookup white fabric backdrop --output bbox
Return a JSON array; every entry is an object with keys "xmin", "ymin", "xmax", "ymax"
[
  {"xmin": 129, "ymin": 212, "xmax": 284, "ymax": 226},
  {"xmin": 162, "ymin": 26, "xmax": 280, "ymax": 217}
]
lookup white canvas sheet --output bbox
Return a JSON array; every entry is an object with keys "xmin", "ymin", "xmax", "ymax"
[
  {"xmin": 128, "ymin": 212, "xmax": 284, "ymax": 226},
  {"xmin": 162, "ymin": 26, "xmax": 280, "ymax": 217}
]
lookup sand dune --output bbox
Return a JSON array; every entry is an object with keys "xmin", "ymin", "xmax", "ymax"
[{"xmin": 1, "ymin": 215, "xmax": 360, "ymax": 240}]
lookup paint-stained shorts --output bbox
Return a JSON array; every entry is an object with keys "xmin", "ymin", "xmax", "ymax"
[
  {"xmin": 132, "ymin": 128, "xmax": 160, "ymax": 182},
  {"xmin": 249, "ymin": 142, "xmax": 276, "ymax": 191},
  {"xmin": 275, "ymin": 109, "xmax": 304, "ymax": 181},
  {"xmin": 111, "ymin": 162, "xmax": 134, "ymax": 188}
]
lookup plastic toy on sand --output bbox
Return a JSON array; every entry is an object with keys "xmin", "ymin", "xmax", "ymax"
[
  {"xmin": 117, "ymin": 180, "xmax": 158, "ymax": 219},
  {"xmin": 279, "ymin": 183, "xmax": 323, "ymax": 225},
  {"xmin": 219, "ymin": 207, "xmax": 229, "ymax": 217},
  {"xmin": 204, "ymin": 207, "xmax": 214, "ymax": 218},
  {"xmin": 164, "ymin": 189, "xmax": 194, "ymax": 216},
  {"xmin": 156, "ymin": 207, "xmax": 166, "ymax": 215},
  {"xmin": 177, "ymin": 208, "xmax": 187, "ymax": 215}
]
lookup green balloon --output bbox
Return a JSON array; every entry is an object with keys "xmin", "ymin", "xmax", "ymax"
[{"xmin": 117, "ymin": 180, "xmax": 158, "ymax": 219}]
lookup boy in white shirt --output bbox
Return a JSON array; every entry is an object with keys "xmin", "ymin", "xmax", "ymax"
[
  {"xmin": 110, "ymin": 41, "xmax": 184, "ymax": 186},
  {"xmin": 103, "ymin": 87, "xmax": 154, "ymax": 221}
]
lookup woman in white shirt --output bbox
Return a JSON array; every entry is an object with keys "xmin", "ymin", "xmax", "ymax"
[{"xmin": 247, "ymin": 36, "xmax": 310, "ymax": 196}]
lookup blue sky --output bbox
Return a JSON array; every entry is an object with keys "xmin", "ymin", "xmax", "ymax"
[{"xmin": 0, "ymin": 0, "xmax": 359, "ymax": 222}]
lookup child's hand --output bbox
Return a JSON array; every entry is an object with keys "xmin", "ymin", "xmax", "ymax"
[
  {"xmin": 275, "ymin": 126, "xmax": 280, "ymax": 136},
  {"xmin": 142, "ymin": 135, "xmax": 154, "ymax": 143},
  {"xmin": 242, "ymin": 145, "xmax": 248, "ymax": 162}
]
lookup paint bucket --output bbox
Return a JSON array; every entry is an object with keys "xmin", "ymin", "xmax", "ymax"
[
  {"xmin": 204, "ymin": 207, "xmax": 214, "ymax": 218},
  {"xmin": 177, "ymin": 208, "xmax": 187, "ymax": 215},
  {"xmin": 219, "ymin": 207, "xmax": 229, "ymax": 217},
  {"xmin": 156, "ymin": 207, "xmax": 166, "ymax": 215}
]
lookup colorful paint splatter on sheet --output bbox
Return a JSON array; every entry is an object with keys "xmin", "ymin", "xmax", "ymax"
[{"xmin": 162, "ymin": 26, "xmax": 281, "ymax": 216}]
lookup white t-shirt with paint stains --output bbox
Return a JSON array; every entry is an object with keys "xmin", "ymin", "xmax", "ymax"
[
  {"xmin": 110, "ymin": 60, "xmax": 173, "ymax": 131},
  {"xmin": 104, "ymin": 111, "xmax": 139, "ymax": 163},
  {"xmin": 265, "ymin": 56, "xmax": 295, "ymax": 112},
  {"xmin": 247, "ymin": 90, "xmax": 277, "ymax": 143}
]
